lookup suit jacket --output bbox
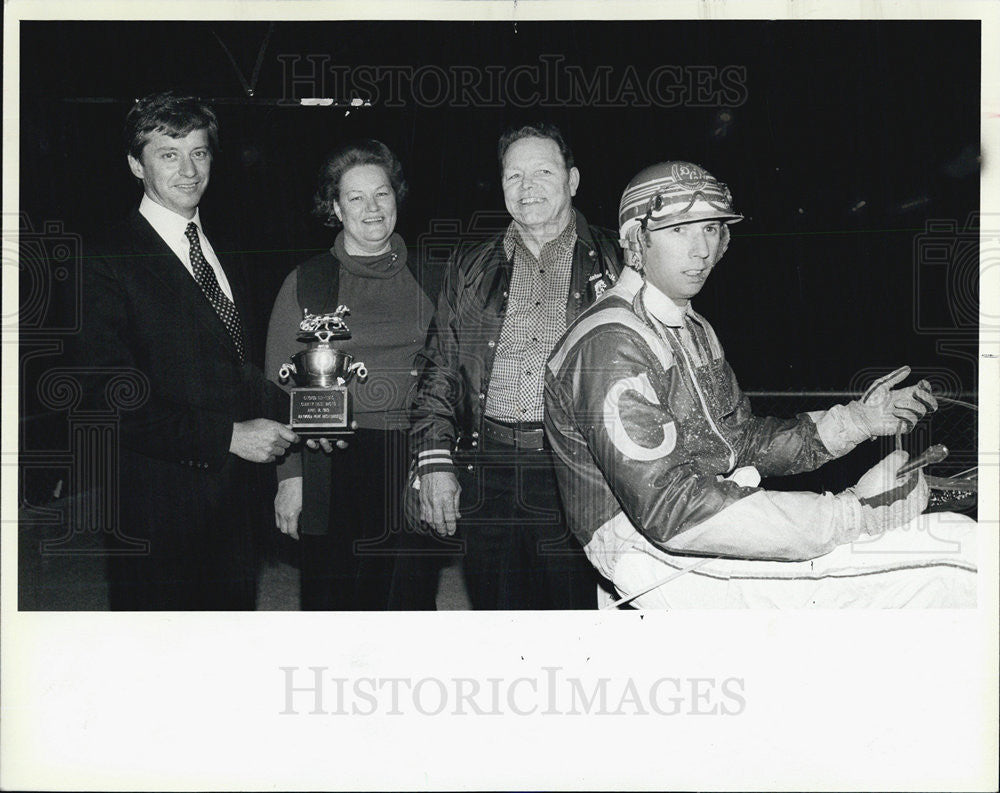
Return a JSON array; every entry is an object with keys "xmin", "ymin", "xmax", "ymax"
[{"xmin": 77, "ymin": 208, "xmax": 288, "ymax": 603}]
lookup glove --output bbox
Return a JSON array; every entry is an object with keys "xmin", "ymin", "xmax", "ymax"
[
  {"xmin": 844, "ymin": 449, "xmax": 929, "ymax": 535},
  {"xmin": 847, "ymin": 366, "xmax": 938, "ymax": 437}
]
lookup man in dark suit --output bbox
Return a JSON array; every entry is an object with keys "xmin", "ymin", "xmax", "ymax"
[{"xmin": 78, "ymin": 91, "xmax": 297, "ymax": 610}]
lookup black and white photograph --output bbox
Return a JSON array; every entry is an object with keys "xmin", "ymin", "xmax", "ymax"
[{"xmin": 3, "ymin": 1, "xmax": 998, "ymax": 790}]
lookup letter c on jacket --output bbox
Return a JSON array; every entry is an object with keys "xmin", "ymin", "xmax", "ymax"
[{"xmin": 603, "ymin": 372, "xmax": 677, "ymax": 461}]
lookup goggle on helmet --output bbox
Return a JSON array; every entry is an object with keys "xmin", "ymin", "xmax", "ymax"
[{"xmin": 618, "ymin": 161, "xmax": 743, "ymax": 250}]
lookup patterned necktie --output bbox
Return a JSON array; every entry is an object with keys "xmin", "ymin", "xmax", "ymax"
[{"xmin": 184, "ymin": 222, "xmax": 246, "ymax": 363}]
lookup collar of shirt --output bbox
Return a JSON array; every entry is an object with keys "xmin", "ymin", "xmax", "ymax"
[
  {"xmin": 640, "ymin": 281, "xmax": 715, "ymax": 366},
  {"xmin": 138, "ymin": 194, "xmax": 234, "ymax": 300},
  {"xmin": 609, "ymin": 267, "xmax": 643, "ymax": 300},
  {"xmin": 502, "ymin": 212, "xmax": 577, "ymax": 263},
  {"xmin": 640, "ymin": 280, "xmax": 692, "ymax": 327},
  {"xmin": 139, "ymin": 193, "xmax": 204, "ymax": 244}
]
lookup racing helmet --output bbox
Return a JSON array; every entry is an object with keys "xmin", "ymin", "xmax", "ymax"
[{"xmin": 618, "ymin": 161, "xmax": 743, "ymax": 254}]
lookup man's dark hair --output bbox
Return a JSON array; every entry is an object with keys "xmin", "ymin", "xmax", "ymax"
[
  {"xmin": 497, "ymin": 122, "xmax": 575, "ymax": 172},
  {"xmin": 313, "ymin": 139, "xmax": 408, "ymax": 229},
  {"xmin": 124, "ymin": 91, "xmax": 220, "ymax": 159}
]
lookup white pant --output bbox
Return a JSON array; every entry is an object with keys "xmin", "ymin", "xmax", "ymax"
[{"xmin": 611, "ymin": 512, "xmax": 978, "ymax": 609}]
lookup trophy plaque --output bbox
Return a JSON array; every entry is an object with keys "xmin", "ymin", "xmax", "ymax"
[{"xmin": 278, "ymin": 306, "xmax": 368, "ymax": 436}]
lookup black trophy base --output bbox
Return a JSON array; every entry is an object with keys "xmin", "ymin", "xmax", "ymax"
[{"xmin": 289, "ymin": 386, "xmax": 354, "ymax": 437}]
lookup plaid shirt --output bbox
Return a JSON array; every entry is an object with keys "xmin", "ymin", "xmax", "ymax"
[{"xmin": 485, "ymin": 215, "xmax": 577, "ymax": 422}]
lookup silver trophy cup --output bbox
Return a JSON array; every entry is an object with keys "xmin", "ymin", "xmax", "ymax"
[{"xmin": 278, "ymin": 307, "xmax": 367, "ymax": 436}]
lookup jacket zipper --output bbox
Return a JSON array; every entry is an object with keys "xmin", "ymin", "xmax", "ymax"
[{"xmin": 660, "ymin": 323, "xmax": 737, "ymax": 473}]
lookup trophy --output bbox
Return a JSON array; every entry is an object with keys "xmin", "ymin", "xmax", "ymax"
[{"xmin": 278, "ymin": 305, "xmax": 368, "ymax": 436}]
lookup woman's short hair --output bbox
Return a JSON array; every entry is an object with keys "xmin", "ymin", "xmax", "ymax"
[
  {"xmin": 124, "ymin": 91, "xmax": 220, "ymax": 159},
  {"xmin": 313, "ymin": 140, "xmax": 408, "ymax": 228}
]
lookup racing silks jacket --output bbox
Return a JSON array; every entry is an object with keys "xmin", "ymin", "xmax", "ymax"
[
  {"xmin": 543, "ymin": 269, "xmax": 872, "ymax": 581},
  {"xmin": 410, "ymin": 209, "xmax": 622, "ymax": 475}
]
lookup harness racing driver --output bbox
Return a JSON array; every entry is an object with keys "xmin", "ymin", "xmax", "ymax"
[{"xmin": 543, "ymin": 161, "xmax": 976, "ymax": 608}]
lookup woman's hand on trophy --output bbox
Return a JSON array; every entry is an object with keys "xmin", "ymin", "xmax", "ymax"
[
  {"xmin": 304, "ymin": 421, "xmax": 359, "ymax": 452},
  {"xmin": 306, "ymin": 438, "xmax": 347, "ymax": 452},
  {"xmin": 275, "ymin": 476, "xmax": 304, "ymax": 540}
]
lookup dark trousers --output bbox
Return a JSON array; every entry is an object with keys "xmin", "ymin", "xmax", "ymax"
[
  {"xmin": 456, "ymin": 438, "xmax": 598, "ymax": 610},
  {"xmin": 388, "ymin": 530, "xmax": 456, "ymax": 610},
  {"xmin": 105, "ymin": 455, "xmax": 263, "ymax": 611},
  {"xmin": 107, "ymin": 518, "xmax": 258, "ymax": 611},
  {"xmin": 300, "ymin": 428, "xmax": 441, "ymax": 610}
]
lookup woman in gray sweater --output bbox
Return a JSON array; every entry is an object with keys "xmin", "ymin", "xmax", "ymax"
[{"xmin": 266, "ymin": 140, "xmax": 443, "ymax": 610}]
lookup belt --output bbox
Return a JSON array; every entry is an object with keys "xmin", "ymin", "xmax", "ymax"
[{"xmin": 481, "ymin": 417, "xmax": 549, "ymax": 450}]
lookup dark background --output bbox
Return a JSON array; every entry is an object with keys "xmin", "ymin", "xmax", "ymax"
[{"xmin": 18, "ymin": 19, "xmax": 980, "ymax": 500}]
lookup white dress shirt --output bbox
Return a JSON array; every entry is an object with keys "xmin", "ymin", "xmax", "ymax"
[{"xmin": 139, "ymin": 194, "xmax": 235, "ymax": 301}]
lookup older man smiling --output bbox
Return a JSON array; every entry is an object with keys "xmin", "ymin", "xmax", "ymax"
[{"xmin": 408, "ymin": 122, "xmax": 622, "ymax": 609}]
